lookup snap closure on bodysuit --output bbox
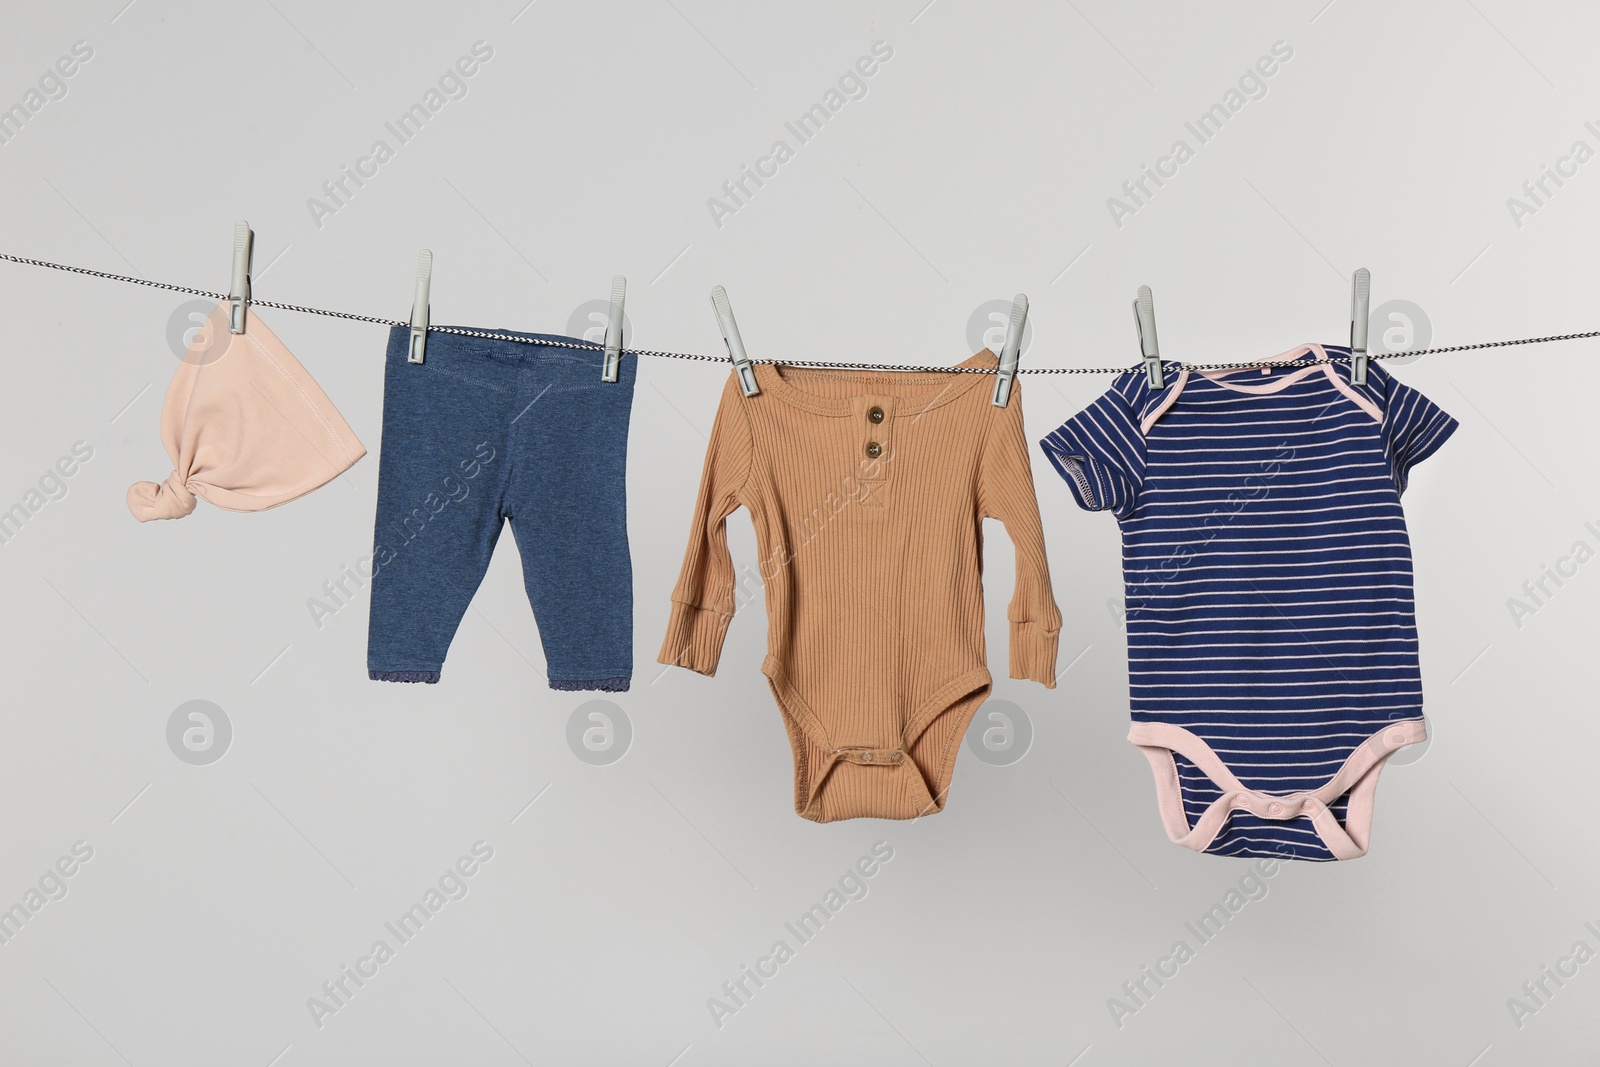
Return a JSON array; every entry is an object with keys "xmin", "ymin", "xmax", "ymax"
[
  {"xmin": 1234, "ymin": 792, "xmax": 1322, "ymax": 820},
  {"xmin": 835, "ymin": 747, "xmax": 904, "ymax": 766}
]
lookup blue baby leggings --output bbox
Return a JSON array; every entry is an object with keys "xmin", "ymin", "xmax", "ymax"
[{"xmin": 366, "ymin": 325, "xmax": 636, "ymax": 691}]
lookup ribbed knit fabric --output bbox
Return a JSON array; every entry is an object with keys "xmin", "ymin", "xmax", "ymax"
[{"xmin": 660, "ymin": 350, "xmax": 1061, "ymax": 822}]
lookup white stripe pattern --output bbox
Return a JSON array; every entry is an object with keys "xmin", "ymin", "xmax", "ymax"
[{"xmin": 1041, "ymin": 352, "xmax": 1456, "ymax": 860}]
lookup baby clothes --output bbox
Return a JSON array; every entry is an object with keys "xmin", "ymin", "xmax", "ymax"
[
  {"xmin": 660, "ymin": 351, "xmax": 1061, "ymax": 823},
  {"xmin": 129, "ymin": 302, "xmax": 365, "ymax": 520},
  {"xmin": 1040, "ymin": 345, "xmax": 1455, "ymax": 861},
  {"xmin": 367, "ymin": 326, "xmax": 636, "ymax": 691}
]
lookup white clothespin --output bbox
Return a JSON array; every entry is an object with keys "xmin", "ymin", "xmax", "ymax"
[
  {"xmin": 602, "ymin": 275, "xmax": 626, "ymax": 383},
  {"xmin": 1349, "ymin": 267, "xmax": 1371, "ymax": 385},
  {"xmin": 991, "ymin": 293, "xmax": 1028, "ymax": 407},
  {"xmin": 407, "ymin": 250, "xmax": 432, "ymax": 365},
  {"xmin": 711, "ymin": 285, "xmax": 759, "ymax": 397},
  {"xmin": 1134, "ymin": 285, "xmax": 1162, "ymax": 387},
  {"xmin": 228, "ymin": 220, "xmax": 253, "ymax": 334}
]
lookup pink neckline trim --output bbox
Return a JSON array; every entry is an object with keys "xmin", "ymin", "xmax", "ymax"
[
  {"xmin": 1197, "ymin": 343, "xmax": 1327, "ymax": 394},
  {"xmin": 1137, "ymin": 343, "xmax": 1383, "ymax": 430}
]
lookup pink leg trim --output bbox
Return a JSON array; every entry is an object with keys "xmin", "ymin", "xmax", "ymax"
[
  {"xmin": 1136, "ymin": 743, "xmax": 1193, "ymax": 843},
  {"xmin": 1127, "ymin": 718, "xmax": 1426, "ymax": 859}
]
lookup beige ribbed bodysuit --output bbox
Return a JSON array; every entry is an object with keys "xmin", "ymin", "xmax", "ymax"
[{"xmin": 659, "ymin": 350, "xmax": 1061, "ymax": 822}]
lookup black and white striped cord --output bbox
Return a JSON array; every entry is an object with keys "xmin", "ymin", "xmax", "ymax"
[{"xmin": 3, "ymin": 251, "xmax": 1595, "ymax": 376}]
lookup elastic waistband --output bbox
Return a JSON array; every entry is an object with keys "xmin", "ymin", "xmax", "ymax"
[{"xmin": 386, "ymin": 324, "xmax": 604, "ymax": 366}]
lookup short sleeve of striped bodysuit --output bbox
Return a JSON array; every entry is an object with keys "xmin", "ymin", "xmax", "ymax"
[
  {"xmin": 1377, "ymin": 372, "xmax": 1458, "ymax": 494},
  {"xmin": 1037, "ymin": 375, "xmax": 1148, "ymax": 518}
]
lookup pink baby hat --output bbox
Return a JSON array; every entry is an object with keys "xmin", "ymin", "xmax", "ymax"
[{"xmin": 128, "ymin": 302, "xmax": 366, "ymax": 520}]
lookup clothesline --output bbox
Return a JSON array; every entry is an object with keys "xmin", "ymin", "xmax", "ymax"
[{"xmin": 4, "ymin": 250, "xmax": 1597, "ymax": 375}]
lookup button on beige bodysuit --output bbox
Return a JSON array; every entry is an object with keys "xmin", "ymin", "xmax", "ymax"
[{"xmin": 659, "ymin": 351, "xmax": 1061, "ymax": 822}]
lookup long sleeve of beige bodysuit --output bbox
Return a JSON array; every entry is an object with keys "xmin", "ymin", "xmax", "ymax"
[
  {"xmin": 658, "ymin": 373, "xmax": 753, "ymax": 676},
  {"xmin": 978, "ymin": 379, "xmax": 1062, "ymax": 689}
]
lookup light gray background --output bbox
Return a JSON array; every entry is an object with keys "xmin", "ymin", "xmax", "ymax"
[{"xmin": 0, "ymin": 1, "xmax": 1595, "ymax": 1064}]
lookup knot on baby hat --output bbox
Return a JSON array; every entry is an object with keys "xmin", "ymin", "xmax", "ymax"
[
  {"xmin": 128, "ymin": 302, "xmax": 366, "ymax": 521},
  {"xmin": 126, "ymin": 471, "xmax": 197, "ymax": 520}
]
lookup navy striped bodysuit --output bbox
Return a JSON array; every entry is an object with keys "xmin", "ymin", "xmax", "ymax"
[{"xmin": 1041, "ymin": 344, "xmax": 1455, "ymax": 861}]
